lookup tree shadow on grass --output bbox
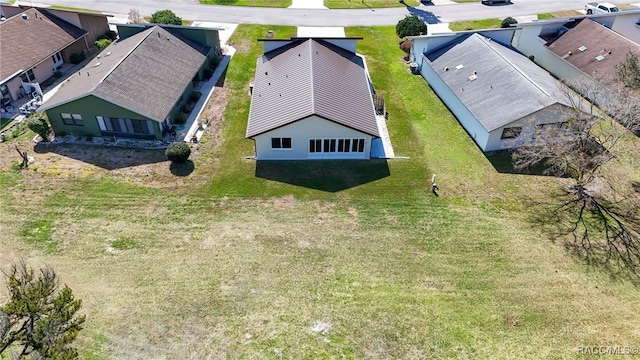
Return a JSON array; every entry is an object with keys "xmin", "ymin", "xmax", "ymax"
[
  {"xmin": 255, "ymin": 159, "xmax": 390, "ymax": 192},
  {"xmin": 405, "ymin": 4, "xmax": 440, "ymax": 24},
  {"xmin": 170, "ymin": 160, "xmax": 195, "ymax": 176},
  {"xmin": 33, "ymin": 143, "xmax": 167, "ymax": 170},
  {"xmin": 486, "ymin": 150, "xmax": 556, "ymax": 176},
  {"xmin": 524, "ymin": 188, "xmax": 640, "ymax": 286}
]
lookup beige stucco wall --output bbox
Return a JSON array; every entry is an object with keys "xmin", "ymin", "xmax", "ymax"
[{"xmin": 253, "ymin": 115, "xmax": 373, "ymax": 160}]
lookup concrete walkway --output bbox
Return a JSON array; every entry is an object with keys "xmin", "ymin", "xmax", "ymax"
[{"xmin": 181, "ymin": 46, "xmax": 236, "ymax": 143}]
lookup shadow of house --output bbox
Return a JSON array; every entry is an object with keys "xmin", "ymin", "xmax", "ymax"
[
  {"xmin": 255, "ymin": 160, "xmax": 390, "ymax": 192},
  {"xmin": 33, "ymin": 143, "xmax": 167, "ymax": 170}
]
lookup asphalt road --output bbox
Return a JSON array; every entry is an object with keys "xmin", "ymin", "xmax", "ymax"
[{"xmin": 35, "ymin": 0, "xmax": 627, "ymax": 26}]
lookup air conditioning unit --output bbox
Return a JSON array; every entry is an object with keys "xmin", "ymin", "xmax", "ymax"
[{"xmin": 409, "ymin": 62, "xmax": 419, "ymax": 74}]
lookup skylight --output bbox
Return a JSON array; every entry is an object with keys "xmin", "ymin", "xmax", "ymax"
[
  {"xmin": 578, "ymin": 46, "xmax": 587, "ymax": 52},
  {"xmin": 595, "ymin": 55, "xmax": 605, "ymax": 61}
]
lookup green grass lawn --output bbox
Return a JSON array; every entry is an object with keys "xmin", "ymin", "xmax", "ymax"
[
  {"xmin": 49, "ymin": 5, "xmax": 103, "ymax": 13},
  {"xmin": 1, "ymin": 24, "xmax": 640, "ymax": 359},
  {"xmin": 449, "ymin": 18, "xmax": 502, "ymax": 31},
  {"xmin": 0, "ymin": 117, "xmax": 12, "ymax": 131}
]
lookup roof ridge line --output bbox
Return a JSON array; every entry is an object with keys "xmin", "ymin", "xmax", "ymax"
[
  {"xmin": 98, "ymin": 27, "xmax": 156, "ymax": 85},
  {"xmin": 479, "ymin": 35, "xmax": 553, "ymax": 99}
]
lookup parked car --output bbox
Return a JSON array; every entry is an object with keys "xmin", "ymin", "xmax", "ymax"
[
  {"xmin": 584, "ymin": 2, "xmax": 619, "ymax": 14},
  {"xmin": 482, "ymin": 0, "xmax": 510, "ymax": 4}
]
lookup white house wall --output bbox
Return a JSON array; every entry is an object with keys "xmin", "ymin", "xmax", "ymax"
[
  {"xmin": 611, "ymin": 12, "xmax": 640, "ymax": 44},
  {"xmin": 486, "ymin": 103, "xmax": 573, "ymax": 151},
  {"xmin": 254, "ymin": 115, "xmax": 373, "ymax": 160},
  {"xmin": 419, "ymin": 55, "xmax": 490, "ymax": 151}
]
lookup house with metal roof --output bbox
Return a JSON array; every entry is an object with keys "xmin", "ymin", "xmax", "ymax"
[
  {"xmin": 0, "ymin": 6, "xmax": 110, "ymax": 110},
  {"xmin": 246, "ymin": 38, "xmax": 381, "ymax": 160},
  {"xmin": 39, "ymin": 25, "xmax": 219, "ymax": 140},
  {"xmin": 415, "ymin": 33, "xmax": 578, "ymax": 152}
]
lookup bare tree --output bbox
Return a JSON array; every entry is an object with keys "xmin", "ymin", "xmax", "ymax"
[
  {"xmin": 128, "ymin": 8, "xmax": 141, "ymax": 24},
  {"xmin": 512, "ymin": 79, "xmax": 640, "ymax": 280}
]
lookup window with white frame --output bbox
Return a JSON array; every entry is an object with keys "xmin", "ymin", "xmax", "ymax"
[
  {"xmin": 61, "ymin": 113, "xmax": 84, "ymax": 126},
  {"xmin": 271, "ymin": 137, "xmax": 292, "ymax": 149}
]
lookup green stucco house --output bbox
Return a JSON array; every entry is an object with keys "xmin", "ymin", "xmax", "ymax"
[{"xmin": 39, "ymin": 24, "xmax": 221, "ymax": 140}]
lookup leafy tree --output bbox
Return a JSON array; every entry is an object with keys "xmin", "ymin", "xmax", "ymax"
[
  {"xmin": 149, "ymin": 9, "xmax": 182, "ymax": 25},
  {"xmin": 95, "ymin": 39, "xmax": 112, "ymax": 50},
  {"xmin": 26, "ymin": 114, "xmax": 50, "ymax": 142},
  {"xmin": 165, "ymin": 141, "xmax": 191, "ymax": 163},
  {"xmin": 615, "ymin": 50, "xmax": 640, "ymax": 89},
  {"xmin": 501, "ymin": 17, "xmax": 518, "ymax": 28},
  {"xmin": 395, "ymin": 15, "xmax": 428, "ymax": 39},
  {"xmin": 0, "ymin": 261, "xmax": 85, "ymax": 359}
]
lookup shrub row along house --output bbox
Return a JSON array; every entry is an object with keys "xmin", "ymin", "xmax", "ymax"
[
  {"xmin": 246, "ymin": 37, "xmax": 384, "ymax": 160},
  {"xmin": 409, "ymin": 10, "xmax": 640, "ymax": 152},
  {"xmin": 39, "ymin": 24, "xmax": 221, "ymax": 140},
  {"xmin": 0, "ymin": 5, "xmax": 111, "ymax": 109}
]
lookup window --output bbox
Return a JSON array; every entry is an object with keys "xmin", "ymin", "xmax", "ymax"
[
  {"xmin": 61, "ymin": 113, "xmax": 83, "ymax": 126},
  {"xmin": 271, "ymin": 137, "xmax": 292, "ymax": 149},
  {"xmin": 20, "ymin": 69, "xmax": 35, "ymax": 83},
  {"xmin": 501, "ymin": 127, "xmax": 522, "ymax": 139},
  {"xmin": 101, "ymin": 117, "xmax": 150, "ymax": 134},
  {"xmin": 309, "ymin": 139, "xmax": 321, "ymax": 153},
  {"xmin": 51, "ymin": 52, "xmax": 62, "ymax": 65},
  {"xmin": 309, "ymin": 138, "xmax": 365, "ymax": 153}
]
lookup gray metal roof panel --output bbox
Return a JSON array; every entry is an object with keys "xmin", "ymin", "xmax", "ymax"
[
  {"xmin": 246, "ymin": 39, "xmax": 378, "ymax": 138},
  {"xmin": 425, "ymin": 33, "xmax": 570, "ymax": 132}
]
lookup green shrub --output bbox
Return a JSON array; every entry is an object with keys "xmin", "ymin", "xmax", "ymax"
[
  {"xmin": 149, "ymin": 9, "xmax": 182, "ymax": 25},
  {"xmin": 95, "ymin": 39, "xmax": 112, "ymax": 50},
  {"xmin": 396, "ymin": 15, "xmax": 428, "ymax": 38},
  {"xmin": 53, "ymin": 71, "xmax": 63, "ymax": 78},
  {"xmin": 190, "ymin": 91, "xmax": 202, "ymax": 102},
  {"xmin": 26, "ymin": 115, "xmax": 50, "ymax": 141},
  {"xmin": 174, "ymin": 113, "xmax": 187, "ymax": 124},
  {"xmin": 165, "ymin": 142, "xmax": 191, "ymax": 163},
  {"xmin": 501, "ymin": 17, "xmax": 518, "ymax": 28},
  {"xmin": 181, "ymin": 103, "xmax": 192, "ymax": 114},
  {"xmin": 70, "ymin": 52, "xmax": 86, "ymax": 64},
  {"xmin": 203, "ymin": 67, "xmax": 214, "ymax": 79},
  {"xmin": 105, "ymin": 30, "xmax": 118, "ymax": 41}
]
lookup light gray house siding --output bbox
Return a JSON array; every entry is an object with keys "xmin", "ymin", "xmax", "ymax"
[
  {"xmin": 253, "ymin": 116, "xmax": 372, "ymax": 160},
  {"xmin": 418, "ymin": 57, "xmax": 490, "ymax": 150}
]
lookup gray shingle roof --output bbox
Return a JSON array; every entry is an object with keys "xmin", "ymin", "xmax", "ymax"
[
  {"xmin": 0, "ymin": 8, "xmax": 87, "ymax": 81},
  {"xmin": 547, "ymin": 19, "xmax": 640, "ymax": 91},
  {"xmin": 424, "ymin": 33, "xmax": 571, "ymax": 132},
  {"xmin": 246, "ymin": 39, "xmax": 379, "ymax": 138},
  {"xmin": 40, "ymin": 26, "xmax": 210, "ymax": 121}
]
